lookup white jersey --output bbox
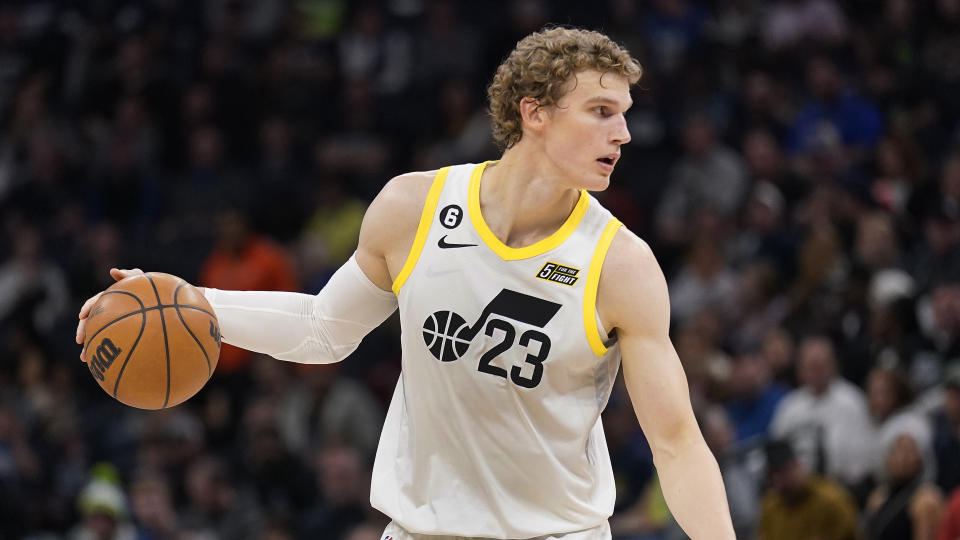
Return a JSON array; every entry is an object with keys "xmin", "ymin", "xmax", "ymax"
[{"xmin": 371, "ymin": 162, "xmax": 624, "ymax": 539}]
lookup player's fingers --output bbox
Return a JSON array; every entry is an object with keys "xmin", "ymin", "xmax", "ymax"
[
  {"xmin": 77, "ymin": 316, "xmax": 90, "ymax": 361},
  {"xmin": 78, "ymin": 293, "xmax": 101, "ymax": 321},
  {"xmin": 76, "ymin": 293, "xmax": 102, "ymax": 352},
  {"xmin": 79, "ymin": 268, "xmax": 142, "ymax": 359},
  {"xmin": 110, "ymin": 267, "xmax": 143, "ymax": 281}
]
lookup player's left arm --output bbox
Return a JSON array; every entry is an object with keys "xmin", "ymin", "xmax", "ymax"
[{"xmin": 598, "ymin": 229, "xmax": 734, "ymax": 540}]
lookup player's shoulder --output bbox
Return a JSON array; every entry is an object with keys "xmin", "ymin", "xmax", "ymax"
[
  {"xmin": 596, "ymin": 225, "xmax": 669, "ymax": 332},
  {"xmin": 374, "ymin": 169, "xmax": 442, "ymax": 214},
  {"xmin": 602, "ymin": 226, "xmax": 662, "ymax": 288},
  {"xmin": 360, "ymin": 169, "xmax": 442, "ymax": 254}
]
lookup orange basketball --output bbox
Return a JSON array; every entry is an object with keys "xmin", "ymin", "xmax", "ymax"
[{"xmin": 83, "ymin": 273, "xmax": 221, "ymax": 409}]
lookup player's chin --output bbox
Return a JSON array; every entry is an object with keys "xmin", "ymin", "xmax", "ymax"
[{"xmin": 582, "ymin": 166, "xmax": 613, "ymax": 191}]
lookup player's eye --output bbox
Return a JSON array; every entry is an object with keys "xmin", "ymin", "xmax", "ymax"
[{"xmin": 593, "ymin": 106, "xmax": 609, "ymax": 117}]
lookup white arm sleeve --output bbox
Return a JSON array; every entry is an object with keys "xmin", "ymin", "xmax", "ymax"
[{"xmin": 202, "ymin": 254, "xmax": 398, "ymax": 364}]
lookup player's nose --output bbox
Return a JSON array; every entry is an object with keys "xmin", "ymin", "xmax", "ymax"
[{"xmin": 610, "ymin": 114, "xmax": 631, "ymax": 146}]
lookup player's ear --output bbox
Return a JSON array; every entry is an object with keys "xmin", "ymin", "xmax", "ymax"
[{"xmin": 519, "ymin": 97, "xmax": 547, "ymax": 133}]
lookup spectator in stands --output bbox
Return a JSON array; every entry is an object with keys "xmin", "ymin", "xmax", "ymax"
[
  {"xmin": 760, "ymin": 327, "xmax": 797, "ymax": 386},
  {"xmin": 253, "ymin": 115, "xmax": 311, "ymax": 242},
  {"xmin": 68, "ymin": 469, "xmax": 137, "ymax": 540},
  {"xmin": 871, "ymin": 131, "xmax": 927, "ymax": 217},
  {"xmin": 298, "ymin": 180, "xmax": 368, "ymax": 283},
  {"xmin": 783, "ymin": 220, "xmax": 849, "ymax": 337},
  {"xmin": 336, "ymin": 3, "xmax": 412, "ymax": 97},
  {"xmin": 866, "ymin": 366, "xmax": 934, "ymax": 481},
  {"xmin": 788, "ymin": 54, "xmax": 884, "ymax": 172},
  {"xmin": 933, "ymin": 365, "xmax": 960, "ymax": 494},
  {"xmin": 907, "ymin": 201, "xmax": 960, "ymax": 297},
  {"xmin": 759, "ymin": 438, "xmax": 860, "ymax": 540},
  {"xmin": 299, "ymin": 444, "xmax": 371, "ymax": 540},
  {"xmin": 242, "ymin": 410, "xmax": 316, "ymax": 516},
  {"xmin": 934, "ymin": 155, "xmax": 960, "ymax": 221},
  {"xmin": 412, "ymin": 2, "xmax": 481, "ymax": 89},
  {"xmin": 729, "ymin": 260, "xmax": 789, "ymax": 354},
  {"xmin": 277, "ymin": 364, "xmax": 383, "ymax": 461},
  {"xmin": 864, "ymin": 433, "xmax": 944, "ymax": 540},
  {"xmin": 128, "ymin": 469, "xmax": 180, "ymax": 539},
  {"xmin": 742, "ymin": 128, "xmax": 802, "ymax": 203},
  {"xmin": 655, "ymin": 112, "xmax": 749, "ymax": 245},
  {"xmin": 179, "ymin": 455, "xmax": 263, "ymax": 539},
  {"xmin": 762, "ymin": 0, "xmax": 848, "ymax": 51},
  {"xmin": 726, "ymin": 349, "xmax": 789, "ymax": 443},
  {"xmin": 855, "ymin": 212, "xmax": 903, "ymax": 275},
  {"xmin": 859, "ymin": 273, "xmax": 938, "ymax": 392},
  {"xmin": 928, "ymin": 280, "xmax": 960, "ymax": 367},
  {"xmin": 939, "ymin": 487, "xmax": 960, "ymax": 540},
  {"xmin": 673, "ymin": 311, "xmax": 732, "ymax": 408},
  {"xmin": 198, "ymin": 207, "xmax": 299, "ymax": 375},
  {"xmin": 669, "ymin": 237, "xmax": 739, "ymax": 325},
  {"xmin": 769, "ymin": 335, "xmax": 875, "ymax": 487},
  {"xmin": 642, "ymin": 0, "xmax": 707, "ymax": 77},
  {"xmin": 0, "ymin": 404, "xmax": 42, "ymax": 535},
  {"xmin": 0, "ymin": 225, "xmax": 69, "ymax": 340},
  {"xmin": 417, "ymin": 78, "xmax": 496, "ymax": 169},
  {"xmin": 730, "ymin": 69, "xmax": 794, "ymax": 143}
]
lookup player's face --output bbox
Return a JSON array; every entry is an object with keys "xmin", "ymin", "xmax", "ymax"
[{"xmin": 541, "ymin": 70, "xmax": 632, "ymax": 191}]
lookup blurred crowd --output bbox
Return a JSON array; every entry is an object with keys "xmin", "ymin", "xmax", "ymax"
[{"xmin": 2, "ymin": 0, "xmax": 960, "ymax": 539}]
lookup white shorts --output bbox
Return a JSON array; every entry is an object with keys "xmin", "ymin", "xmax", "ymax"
[{"xmin": 379, "ymin": 520, "xmax": 612, "ymax": 540}]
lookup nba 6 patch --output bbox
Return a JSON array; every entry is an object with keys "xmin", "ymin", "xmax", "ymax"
[{"xmin": 535, "ymin": 261, "xmax": 580, "ymax": 286}]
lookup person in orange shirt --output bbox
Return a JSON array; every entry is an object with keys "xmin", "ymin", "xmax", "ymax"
[{"xmin": 199, "ymin": 207, "xmax": 299, "ymax": 373}]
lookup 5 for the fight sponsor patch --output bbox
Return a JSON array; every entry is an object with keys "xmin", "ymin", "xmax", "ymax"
[{"xmin": 535, "ymin": 261, "xmax": 580, "ymax": 286}]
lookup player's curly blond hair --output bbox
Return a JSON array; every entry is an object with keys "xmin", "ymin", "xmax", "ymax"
[{"xmin": 487, "ymin": 27, "xmax": 642, "ymax": 151}]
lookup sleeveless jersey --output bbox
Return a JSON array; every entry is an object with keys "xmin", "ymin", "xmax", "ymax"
[{"xmin": 371, "ymin": 162, "xmax": 624, "ymax": 538}]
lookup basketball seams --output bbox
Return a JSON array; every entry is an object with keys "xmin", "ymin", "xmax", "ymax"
[
  {"xmin": 172, "ymin": 282, "xmax": 212, "ymax": 376},
  {"xmin": 112, "ymin": 307, "xmax": 148, "ymax": 398},
  {"xmin": 145, "ymin": 273, "xmax": 172, "ymax": 409},
  {"xmin": 83, "ymin": 291, "xmax": 146, "ymax": 351},
  {"xmin": 84, "ymin": 294, "xmax": 215, "ymax": 351},
  {"xmin": 85, "ymin": 290, "xmax": 149, "ymax": 397},
  {"xmin": 173, "ymin": 304, "xmax": 216, "ymax": 317}
]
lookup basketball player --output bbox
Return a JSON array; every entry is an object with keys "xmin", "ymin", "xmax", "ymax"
[{"xmin": 78, "ymin": 28, "xmax": 734, "ymax": 539}]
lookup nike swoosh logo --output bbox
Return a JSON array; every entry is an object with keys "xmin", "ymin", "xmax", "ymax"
[{"xmin": 438, "ymin": 235, "xmax": 477, "ymax": 249}]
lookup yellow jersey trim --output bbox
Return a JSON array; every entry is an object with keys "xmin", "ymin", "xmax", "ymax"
[
  {"xmin": 392, "ymin": 167, "xmax": 451, "ymax": 295},
  {"xmin": 468, "ymin": 161, "xmax": 589, "ymax": 261},
  {"xmin": 584, "ymin": 218, "xmax": 622, "ymax": 356}
]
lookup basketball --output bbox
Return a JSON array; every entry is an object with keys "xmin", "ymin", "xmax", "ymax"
[{"xmin": 83, "ymin": 273, "xmax": 221, "ymax": 410}]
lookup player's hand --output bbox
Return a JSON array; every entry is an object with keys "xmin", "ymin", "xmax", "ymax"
[{"xmin": 76, "ymin": 268, "xmax": 144, "ymax": 361}]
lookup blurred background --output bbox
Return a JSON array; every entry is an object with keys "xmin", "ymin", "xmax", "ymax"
[{"xmin": 1, "ymin": 0, "xmax": 960, "ymax": 539}]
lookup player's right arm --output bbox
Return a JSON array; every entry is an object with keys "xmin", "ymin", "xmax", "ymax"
[{"xmin": 76, "ymin": 171, "xmax": 436, "ymax": 364}]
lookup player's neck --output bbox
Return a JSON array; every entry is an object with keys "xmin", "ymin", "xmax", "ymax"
[{"xmin": 479, "ymin": 146, "xmax": 581, "ymax": 249}]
